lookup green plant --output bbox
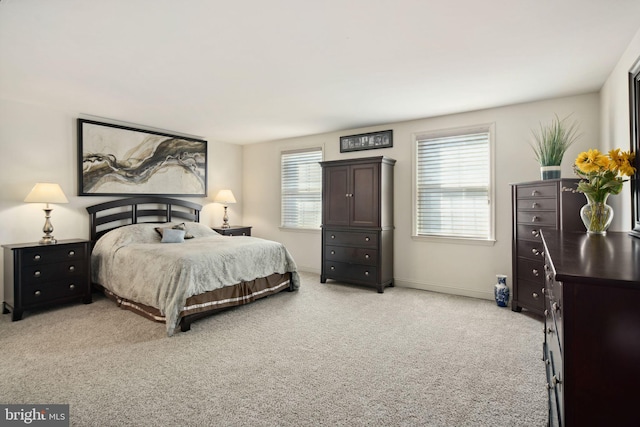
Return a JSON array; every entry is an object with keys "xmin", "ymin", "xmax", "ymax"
[{"xmin": 530, "ymin": 114, "xmax": 581, "ymax": 166}]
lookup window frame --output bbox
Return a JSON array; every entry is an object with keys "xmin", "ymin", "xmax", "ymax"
[
  {"xmin": 412, "ymin": 123, "xmax": 496, "ymax": 245},
  {"xmin": 280, "ymin": 146, "xmax": 323, "ymax": 231}
]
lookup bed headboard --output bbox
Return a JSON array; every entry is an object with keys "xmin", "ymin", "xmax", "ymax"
[{"xmin": 86, "ymin": 196, "xmax": 202, "ymax": 243}]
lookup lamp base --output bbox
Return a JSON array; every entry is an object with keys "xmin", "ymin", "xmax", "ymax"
[
  {"xmin": 39, "ymin": 235, "xmax": 57, "ymax": 245},
  {"xmin": 221, "ymin": 205, "xmax": 230, "ymax": 228}
]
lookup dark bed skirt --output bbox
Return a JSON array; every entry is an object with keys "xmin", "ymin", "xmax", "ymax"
[{"xmin": 95, "ymin": 272, "xmax": 294, "ymax": 328}]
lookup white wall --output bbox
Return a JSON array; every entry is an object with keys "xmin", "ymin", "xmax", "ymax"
[
  {"xmin": 600, "ymin": 26, "xmax": 640, "ymax": 230},
  {"xmin": 0, "ymin": 98, "xmax": 244, "ymax": 302},
  {"xmin": 244, "ymin": 93, "xmax": 601, "ymax": 300}
]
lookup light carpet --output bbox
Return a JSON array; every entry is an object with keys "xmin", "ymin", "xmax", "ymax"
[{"xmin": 0, "ymin": 272, "xmax": 546, "ymax": 426}]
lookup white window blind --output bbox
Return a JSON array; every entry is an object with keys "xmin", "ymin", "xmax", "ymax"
[
  {"xmin": 416, "ymin": 128, "xmax": 492, "ymax": 240},
  {"xmin": 281, "ymin": 148, "xmax": 322, "ymax": 229}
]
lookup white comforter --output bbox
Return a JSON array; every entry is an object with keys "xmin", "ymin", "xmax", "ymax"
[{"xmin": 91, "ymin": 223, "xmax": 299, "ymax": 335}]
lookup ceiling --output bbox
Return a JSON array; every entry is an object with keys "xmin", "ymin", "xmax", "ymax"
[{"xmin": 2, "ymin": 0, "xmax": 640, "ymax": 144}]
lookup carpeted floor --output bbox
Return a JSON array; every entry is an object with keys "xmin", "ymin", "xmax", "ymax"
[{"xmin": 0, "ymin": 272, "xmax": 547, "ymax": 426}]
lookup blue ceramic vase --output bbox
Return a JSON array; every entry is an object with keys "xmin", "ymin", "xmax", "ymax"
[{"xmin": 494, "ymin": 274, "xmax": 509, "ymax": 307}]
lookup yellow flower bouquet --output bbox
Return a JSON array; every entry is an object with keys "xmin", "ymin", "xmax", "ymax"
[{"xmin": 574, "ymin": 148, "xmax": 636, "ymax": 233}]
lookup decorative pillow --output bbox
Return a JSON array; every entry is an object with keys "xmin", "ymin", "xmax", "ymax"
[
  {"xmin": 155, "ymin": 223, "xmax": 194, "ymax": 239},
  {"xmin": 160, "ymin": 228, "xmax": 186, "ymax": 243}
]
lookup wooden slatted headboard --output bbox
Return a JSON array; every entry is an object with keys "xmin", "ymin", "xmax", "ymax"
[{"xmin": 86, "ymin": 197, "xmax": 202, "ymax": 243}]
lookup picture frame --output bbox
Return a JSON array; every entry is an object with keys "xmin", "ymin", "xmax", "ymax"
[
  {"xmin": 629, "ymin": 62, "xmax": 640, "ymax": 237},
  {"xmin": 340, "ymin": 129, "xmax": 393, "ymax": 153},
  {"xmin": 78, "ymin": 119, "xmax": 207, "ymax": 197}
]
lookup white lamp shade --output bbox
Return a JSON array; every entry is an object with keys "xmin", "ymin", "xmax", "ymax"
[
  {"xmin": 214, "ymin": 189, "xmax": 236, "ymax": 204},
  {"xmin": 24, "ymin": 183, "xmax": 69, "ymax": 204}
]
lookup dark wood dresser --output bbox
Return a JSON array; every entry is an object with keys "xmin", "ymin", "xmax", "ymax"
[
  {"xmin": 541, "ymin": 230, "xmax": 640, "ymax": 427},
  {"xmin": 320, "ymin": 156, "xmax": 395, "ymax": 293},
  {"xmin": 511, "ymin": 179, "xmax": 583, "ymax": 315},
  {"xmin": 3, "ymin": 239, "xmax": 92, "ymax": 320}
]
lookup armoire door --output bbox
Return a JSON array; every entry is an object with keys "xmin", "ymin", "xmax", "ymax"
[
  {"xmin": 350, "ymin": 163, "xmax": 379, "ymax": 227},
  {"xmin": 323, "ymin": 165, "xmax": 350, "ymax": 226}
]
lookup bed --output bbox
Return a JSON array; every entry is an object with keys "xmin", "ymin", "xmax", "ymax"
[{"xmin": 87, "ymin": 197, "xmax": 299, "ymax": 335}]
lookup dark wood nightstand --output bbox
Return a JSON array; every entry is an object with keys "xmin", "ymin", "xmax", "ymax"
[
  {"xmin": 212, "ymin": 226, "xmax": 252, "ymax": 236},
  {"xmin": 2, "ymin": 239, "xmax": 92, "ymax": 321}
]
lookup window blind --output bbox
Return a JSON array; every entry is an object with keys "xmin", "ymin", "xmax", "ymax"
[
  {"xmin": 416, "ymin": 130, "xmax": 491, "ymax": 239},
  {"xmin": 281, "ymin": 148, "xmax": 322, "ymax": 229}
]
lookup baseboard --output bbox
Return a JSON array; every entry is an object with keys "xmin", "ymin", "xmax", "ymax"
[{"xmin": 394, "ymin": 278, "xmax": 494, "ymax": 301}]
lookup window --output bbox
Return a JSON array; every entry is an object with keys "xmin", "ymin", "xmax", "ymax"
[
  {"xmin": 414, "ymin": 125, "xmax": 494, "ymax": 241},
  {"xmin": 281, "ymin": 147, "xmax": 323, "ymax": 229}
]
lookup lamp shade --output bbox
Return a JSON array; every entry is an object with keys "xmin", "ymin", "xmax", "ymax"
[
  {"xmin": 24, "ymin": 183, "xmax": 69, "ymax": 204},
  {"xmin": 214, "ymin": 189, "xmax": 236, "ymax": 204}
]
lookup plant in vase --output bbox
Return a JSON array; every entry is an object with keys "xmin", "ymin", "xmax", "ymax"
[
  {"xmin": 530, "ymin": 114, "xmax": 581, "ymax": 179},
  {"xmin": 574, "ymin": 148, "xmax": 636, "ymax": 234}
]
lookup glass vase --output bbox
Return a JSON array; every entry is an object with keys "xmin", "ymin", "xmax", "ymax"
[{"xmin": 580, "ymin": 193, "xmax": 613, "ymax": 235}]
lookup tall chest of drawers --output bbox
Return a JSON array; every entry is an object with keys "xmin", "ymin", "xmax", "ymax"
[
  {"xmin": 3, "ymin": 239, "xmax": 92, "ymax": 320},
  {"xmin": 510, "ymin": 179, "xmax": 582, "ymax": 314},
  {"xmin": 541, "ymin": 231, "xmax": 640, "ymax": 427},
  {"xmin": 320, "ymin": 156, "xmax": 395, "ymax": 293}
]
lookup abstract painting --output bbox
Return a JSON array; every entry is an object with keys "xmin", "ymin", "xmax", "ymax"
[{"xmin": 78, "ymin": 119, "xmax": 207, "ymax": 196}]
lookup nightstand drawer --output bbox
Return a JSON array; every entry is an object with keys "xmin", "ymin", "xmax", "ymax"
[
  {"xmin": 20, "ymin": 244, "xmax": 87, "ymax": 266},
  {"xmin": 21, "ymin": 260, "xmax": 87, "ymax": 285},
  {"xmin": 22, "ymin": 280, "xmax": 87, "ymax": 305}
]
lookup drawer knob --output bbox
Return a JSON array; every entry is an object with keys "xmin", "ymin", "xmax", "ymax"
[
  {"xmin": 531, "ymin": 202, "xmax": 539, "ymax": 208},
  {"xmin": 531, "ymin": 190, "xmax": 539, "ymax": 196},
  {"xmin": 330, "ymin": 266, "xmax": 335, "ymax": 270},
  {"xmin": 68, "ymin": 250, "xmax": 75, "ymax": 256},
  {"xmin": 546, "ymin": 326, "xmax": 555, "ymax": 334},
  {"xmin": 531, "ymin": 216, "xmax": 539, "ymax": 222},
  {"xmin": 331, "ymin": 235, "xmax": 335, "ymax": 239},
  {"xmin": 544, "ymin": 309, "xmax": 549, "ymax": 316},
  {"xmin": 365, "ymin": 237, "xmax": 370, "ymax": 242},
  {"xmin": 364, "ymin": 254, "xmax": 370, "ymax": 259},
  {"xmin": 531, "ymin": 229, "xmax": 540, "ymax": 237},
  {"xmin": 364, "ymin": 271, "xmax": 369, "ymax": 276},
  {"xmin": 532, "ymin": 269, "xmax": 539, "ymax": 277},
  {"xmin": 531, "ymin": 248, "xmax": 539, "ymax": 256},
  {"xmin": 542, "ymin": 287, "xmax": 546, "ymax": 294},
  {"xmin": 330, "ymin": 250, "xmax": 335, "ymax": 255},
  {"xmin": 69, "ymin": 265, "xmax": 75, "ymax": 272},
  {"xmin": 33, "ymin": 254, "xmax": 41, "ymax": 261},
  {"xmin": 69, "ymin": 284, "xmax": 75, "ymax": 290},
  {"xmin": 532, "ymin": 292, "xmax": 539, "ymax": 299},
  {"xmin": 552, "ymin": 302, "xmax": 560, "ymax": 312},
  {"xmin": 34, "ymin": 290, "xmax": 41, "ymax": 297},
  {"xmin": 552, "ymin": 375, "xmax": 561, "ymax": 386},
  {"xmin": 34, "ymin": 270, "xmax": 41, "ymax": 278}
]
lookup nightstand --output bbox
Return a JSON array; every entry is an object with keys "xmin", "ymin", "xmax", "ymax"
[
  {"xmin": 2, "ymin": 239, "xmax": 92, "ymax": 321},
  {"xmin": 212, "ymin": 226, "xmax": 252, "ymax": 236}
]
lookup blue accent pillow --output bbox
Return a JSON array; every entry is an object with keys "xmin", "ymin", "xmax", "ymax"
[{"xmin": 161, "ymin": 228, "xmax": 186, "ymax": 243}]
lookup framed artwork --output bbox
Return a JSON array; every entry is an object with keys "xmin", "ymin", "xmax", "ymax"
[
  {"xmin": 78, "ymin": 119, "xmax": 207, "ymax": 197},
  {"xmin": 340, "ymin": 129, "xmax": 393, "ymax": 153}
]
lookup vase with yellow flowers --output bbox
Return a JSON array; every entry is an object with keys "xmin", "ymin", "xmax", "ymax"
[{"xmin": 574, "ymin": 148, "xmax": 636, "ymax": 234}]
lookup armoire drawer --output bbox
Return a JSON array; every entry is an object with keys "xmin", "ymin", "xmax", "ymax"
[
  {"xmin": 324, "ymin": 245, "xmax": 377, "ymax": 265},
  {"xmin": 323, "ymin": 261, "xmax": 378, "ymax": 285},
  {"xmin": 323, "ymin": 230, "xmax": 378, "ymax": 248}
]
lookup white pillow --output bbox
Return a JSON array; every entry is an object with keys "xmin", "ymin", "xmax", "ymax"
[{"xmin": 161, "ymin": 228, "xmax": 186, "ymax": 243}]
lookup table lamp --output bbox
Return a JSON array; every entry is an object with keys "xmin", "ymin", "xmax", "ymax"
[
  {"xmin": 24, "ymin": 183, "xmax": 69, "ymax": 244},
  {"xmin": 214, "ymin": 189, "xmax": 236, "ymax": 229}
]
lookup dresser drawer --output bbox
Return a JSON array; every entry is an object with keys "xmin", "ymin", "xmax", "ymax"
[
  {"xmin": 516, "ymin": 279, "xmax": 544, "ymax": 311},
  {"xmin": 20, "ymin": 244, "xmax": 87, "ymax": 266},
  {"xmin": 21, "ymin": 280, "xmax": 88, "ymax": 306},
  {"xmin": 325, "ymin": 245, "xmax": 377, "ymax": 265},
  {"xmin": 517, "ymin": 257, "xmax": 544, "ymax": 282},
  {"xmin": 517, "ymin": 239, "xmax": 546, "ymax": 261},
  {"xmin": 516, "ymin": 224, "xmax": 556, "ymax": 242},
  {"xmin": 516, "ymin": 198, "xmax": 557, "ymax": 211},
  {"xmin": 324, "ymin": 230, "xmax": 378, "ymax": 248},
  {"xmin": 323, "ymin": 261, "xmax": 378, "ymax": 284},
  {"xmin": 517, "ymin": 210, "xmax": 557, "ymax": 227},
  {"xmin": 21, "ymin": 260, "xmax": 87, "ymax": 286},
  {"xmin": 517, "ymin": 183, "xmax": 558, "ymax": 199}
]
